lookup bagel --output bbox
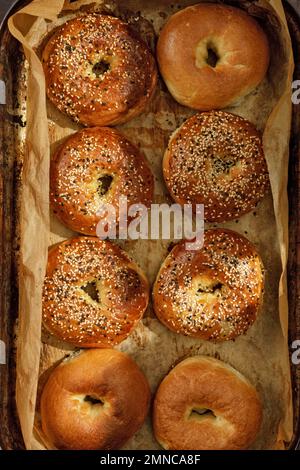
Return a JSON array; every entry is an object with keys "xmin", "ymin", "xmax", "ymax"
[
  {"xmin": 42, "ymin": 13, "xmax": 157, "ymax": 126},
  {"xmin": 51, "ymin": 127, "xmax": 154, "ymax": 235},
  {"xmin": 163, "ymin": 111, "xmax": 269, "ymax": 222},
  {"xmin": 41, "ymin": 349, "xmax": 150, "ymax": 450},
  {"xmin": 153, "ymin": 356, "xmax": 262, "ymax": 450},
  {"xmin": 153, "ymin": 229, "xmax": 264, "ymax": 341},
  {"xmin": 157, "ymin": 4, "xmax": 269, "ymax": 110},
  {"xmin": 42, "ymin": 237, "xmax": 149, "ymax": 347}
]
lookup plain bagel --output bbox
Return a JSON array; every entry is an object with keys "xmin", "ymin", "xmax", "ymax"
[
  {"xmin": 153, "ymin": 356, "xmax": 262, "ymax": 450},
  {"xmin": 41, "ymin": 349, "xmax": 150, "ymax": 450},
  {"xmin": 157, "ymin": 3, "xmax": 270, "ymax": 110}
]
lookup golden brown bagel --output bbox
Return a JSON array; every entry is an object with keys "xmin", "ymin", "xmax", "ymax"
[
  {"xmin": 41, "ymin": 349, "xmax": 150, "ymax": 450},
  {"xmin": 157, "ymin": 4, "xmax": 269, "ymax": 110},
  {"xmin": 42, "ymin": 237, "xmax": 149, "ymax": 348},
  {"xmin": 163, "ymin": 111, "xmax": 269, "ymax": 222},
  {"xmin": 153, "ymin": 229, "xmax": 264, "ymax": 341},
  {"xmin": 153, "ymin": 356, "xmax": 262, "ymax": 450},
  {"xmin": 51, "ymin": 127, "xmax": 154, "ymax": 235},
  {"xmin": 42, "ymin": 13, "xmax": 157, "ymax": 126}
]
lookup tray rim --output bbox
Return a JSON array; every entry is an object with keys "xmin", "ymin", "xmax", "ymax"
[{"xmin": 0, "ymin": 0, "xmax": 299, "ymax": 451}]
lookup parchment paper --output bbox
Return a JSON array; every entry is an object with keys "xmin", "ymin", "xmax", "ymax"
[{"xmin": 8, "ymin": 0, "xmax": 294, "ymax": 450}]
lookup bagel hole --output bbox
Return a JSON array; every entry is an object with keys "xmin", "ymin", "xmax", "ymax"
[
  {"xmin": 197, "ymin": 281, "xmax": 223, "ymax": 295},
  {"xmin": 189, "ymin": 408, "xmax": 216, "ymax": 419},
  {"xmin": 84, "ymin": 395, "xmax": 104, "ymax": 406},
  {"xmin": 212, "ymin": 157, "xmax": 235, "ymax": 175},
  {"xmin": 206, "ymin": 45, "xmax": 219, "ymax": 68},
  {"xmin": 81, "ymin": 281, "xmax": 100, "ymax": 303},
  {"xmin": 98, "ymin": 174, "xmax": 113, "ymax": 197},
  {"xmin": 92, "ymin": 60, "xmax": 110, "ymax": 77}
]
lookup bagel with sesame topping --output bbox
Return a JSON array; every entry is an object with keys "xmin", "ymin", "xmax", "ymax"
[
  {"xmin": 42, "ymin": 237, "xmax": 149, "ymax": 348},
  {"xmin": 41, "ymin": 349, "xmax": 150, "ymax": 450},
  {"xmin": 152, "ymin": 229, "xmax": 264, "ymax": 342},
  {"xmin": 153, "ymin": 356, "xmax": 262, "ymax": 450},
  {"xmin": 42, "ymin": 13, "xmax": 157, "ymax": 126},
  {"xmin": 50, "ymin": 127, "xmax": 154, "ymax": 235},
  {"xmin": 157, "ymin": 3, "xmax": 269, "ymax": 110},
  {"xmin": 163, "ymin": 111, "xmax": 269, "ymax": 222}
]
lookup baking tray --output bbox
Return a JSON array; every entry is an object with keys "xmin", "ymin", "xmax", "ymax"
[{"xmin": 0, "ymin": 0, "xmax": 299, "ymax": 450}]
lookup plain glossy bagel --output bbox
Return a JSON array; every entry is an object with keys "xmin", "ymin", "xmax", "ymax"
[
  {"xmin": 157, "ymin": 4, "xmax": 270, "ymax": 110},
  {"xmin": 153, "ymin": 229, "xmax": 264, "ymax": 341},
  {"xmin": 51, "ymin": 127, "xmax": 154, "ymax": 235},
  {"xmin": 153, "ymin": 356, "xmax": 262, "ymax": 450},
  {"xmin": 42, "ymin": 13, "xmax": 157, "ymax": 126},
  {"xmin": 42, "ymin": 237, "xmax": 149, "ymax": 348},
  {"xmin": 163, "ymin": 111, "xmax": 269, "ymax": 222},
  {"xmin": 41, "ymin": 349, "xmax": 150, "ymax": 450}
]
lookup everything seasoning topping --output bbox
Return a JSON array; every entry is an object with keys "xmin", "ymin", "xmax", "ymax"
[
  {"xmin": 50, "ymin": 127, "xmax": 153, "ymax": 235},
  {"xmin": 43, "ymin": 237, "xmax": 148, "ymax": 346},
  {"xmin": 43, "ymin": 13, "xmax": 156, "ymax": 124},
  {"xmin": 164, "ymin": 111, "xmax": 269, "ymax": 222},
  {"xmin": 154, "ymin": 229, "xmax": 264, "ymax": 341}
]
